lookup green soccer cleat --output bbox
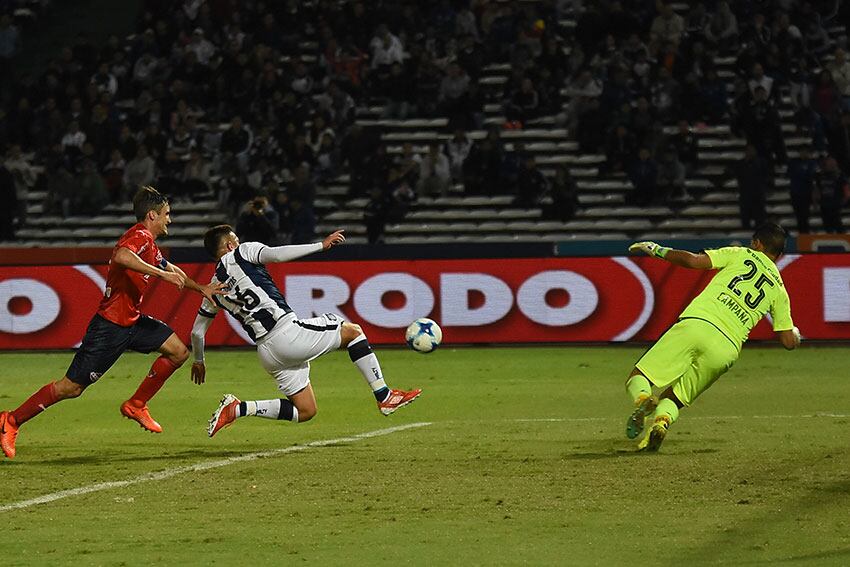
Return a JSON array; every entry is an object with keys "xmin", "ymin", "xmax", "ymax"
[
  {"xmin": 625, "ymin": 394, "xmax": 658, "ymax": 440},
  {"xmin": 637, "ymin": 415, "xmax": 670, "ymax": 452}
]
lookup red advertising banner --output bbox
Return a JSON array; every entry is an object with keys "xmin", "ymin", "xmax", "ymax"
[{"xmin": 1, "ymin": 254, "xmax": 849, "ymax": 349}]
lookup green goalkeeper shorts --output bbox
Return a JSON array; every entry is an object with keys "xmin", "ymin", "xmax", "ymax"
[{"xmin": 635, "ymin": 318, "xmax": 740, "ymax": 406}]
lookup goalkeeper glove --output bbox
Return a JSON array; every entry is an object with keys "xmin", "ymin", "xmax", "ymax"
[{"xmin": 628, "ymin": 241, "xmax": 670, "ymax": 259}]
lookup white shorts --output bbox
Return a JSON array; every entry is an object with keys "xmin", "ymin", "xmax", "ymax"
[{"xmin": 256, "ymin": 313, "xmax": 344, "ymax": 396}]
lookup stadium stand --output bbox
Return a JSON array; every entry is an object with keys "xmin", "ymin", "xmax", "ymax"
[{"xmin": 1, "ymin": 1, "xmax": 849, "ymax": 247}]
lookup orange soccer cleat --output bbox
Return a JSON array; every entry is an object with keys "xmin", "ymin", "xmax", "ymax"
[
  {"xmin": 0, "ymin": 411, "xmax": 19, "ymax": 459},
  {"xmin": 378, "ymin": 388, "xmax": 422, "ymax": 416},
  {"xmin": 207, "ymin": 394, "xmax": 240, "ymax": 438},
  {"xmin": 120, "ymin": 400, "xmax": 163, "ymax": 433}
]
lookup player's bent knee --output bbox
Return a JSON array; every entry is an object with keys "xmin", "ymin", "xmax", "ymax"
[
  {"xmin": 340, "ymin": 322, "xmax": 364, "ymax": 345},
  {"xmin": 298, "ymin": 406, "xmax": 317, "ymax": 422},
  {"xmin": 168, "ymin": 346, "xmax": 190, "ymax": 366},
  {"xmin": 55, "ymin": 378, "xmax": 85, "ymax": 399},
  {"xmin": 343, "ymin": 322, "xmax": 363, "ymax": 335}
]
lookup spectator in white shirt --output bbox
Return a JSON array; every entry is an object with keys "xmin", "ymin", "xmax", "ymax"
[
  {"xmin": 370, "ymin": 25, "xmax": 404, "ymax": 70},
  {"xmin": 650, "ymin": 4, "xmax": 685, "ymax": 45},
  {"xmin": 748, "ymin": 63, "xmax": 775, "ymax": 100},
  {"xmin": 183, "ymin": 0, "xmax": 203, "ymax": 21},
  {"xmin": 445, "ymin": 129, "xmax": 473, "ymax": 181},
  {"xmin": 564, "ymin": 70, "xmax": 603, "ymax": 132},
  {"xmin": 187, "ymin": 28, "xmax": 215, "ymax": 67},
  {"xmin": 439, "ymin": 63, "xmax": 471, "ymax": 103},
  {"xmin": 455, "ymin": 7, "xmax": 480, "ymax": 41},
  {"xmin": 133, "ymin": 53, "xmax": 159, "ymax": 87},
  {"xmin": 61, "ymin": 121, "xmax": 87, "ymax": 152},
  {"xmin": 290, "ymin": 60, "xmax": 315, "ymax": 95},
  {"xmin": 704, "ymin": 1, "xmax": 738, "ymax": 47},
  {"xmin": 565, "ymin": 69, "xmax": 603, "ymax": 99},
  {"xmin": 314, "ymin": 81, "xmax": 355, "ymax": 126},
  {"xmin": 417, "ymin": 142, "xmax": 451, "ymax": 197},
  {"xmin": 306, "ymin": 115, "xmax": 335, "ymax": 154},
  {"xmin": 4, "ymin": 144, "xmax": 36, "ymax": 226},
  {"xmin": 91, "ymin": 62, "xmax": 118, "ymax": 97}
]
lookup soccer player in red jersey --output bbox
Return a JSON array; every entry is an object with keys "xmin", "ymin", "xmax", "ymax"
[{"xmin": 0, "ymin": 186, "xmax": 224, "ymax": 459}]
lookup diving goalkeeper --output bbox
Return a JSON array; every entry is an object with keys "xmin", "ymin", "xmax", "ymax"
[{"xmin": 625, "ymin": 222, "xmax": 800, "ymax": 452}]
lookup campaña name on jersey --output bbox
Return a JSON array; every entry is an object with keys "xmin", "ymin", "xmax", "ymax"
[{"xmin": 716, "ymin": 292, "xmax": 752, "ymax": 326}]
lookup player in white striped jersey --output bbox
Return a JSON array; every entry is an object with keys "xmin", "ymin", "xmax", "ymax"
[{"xmin": 191, "ymin": 224, "xmax": 422, "ymax": 437}]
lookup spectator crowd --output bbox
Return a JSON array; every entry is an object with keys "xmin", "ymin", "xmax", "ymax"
[{"xmin": 1, "ymin": 0, "xmax": 849, "ymax": 244}]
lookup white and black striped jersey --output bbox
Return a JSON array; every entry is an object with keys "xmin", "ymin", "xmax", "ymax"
[{"xmin": 197, "ymin": 242, "xmax": 293, "ymax": 342}]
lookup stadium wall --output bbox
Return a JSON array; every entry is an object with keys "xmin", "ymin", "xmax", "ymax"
[
  {"xmin": 2, "ymin": 254, "xmax": 849, "ymax": 349},
  {"xmin": 7, "ymin": 234, "xmax": 849, "ymax": 266}
]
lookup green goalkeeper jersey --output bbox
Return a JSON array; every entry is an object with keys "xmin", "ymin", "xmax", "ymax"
[{"xmin": 678, "ymin": 246, "xmax": 794, "ymax": 350}]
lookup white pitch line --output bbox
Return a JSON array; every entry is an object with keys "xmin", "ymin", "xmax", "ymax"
[
  {"xmin": 514, "ymin": 417, "xmax": 605, "ymax": 422},
  {"xmin": 0, "ymin": 422, "xmax": 431, "ymax": 512},
  {"xmin": 511, "ymin": 413, "xmax": 850, "ymax": 423},
  {"xmin": 694, "ymin": 413, "xmax": 850, "ymax": 420}
]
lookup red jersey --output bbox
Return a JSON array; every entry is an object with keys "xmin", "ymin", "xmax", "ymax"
[{"xmin": 97, "ymin": 223, "xmax": 167, "ymax": 326}]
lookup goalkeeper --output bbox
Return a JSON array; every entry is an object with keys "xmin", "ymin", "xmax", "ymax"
[{"xmin": 625, "ymin": 222, "xmax": 800, "ymax": 451}]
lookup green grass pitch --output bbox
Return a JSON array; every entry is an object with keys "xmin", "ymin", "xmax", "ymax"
[{"xmin": 2, "ymin": 346, "xmax": 850, "ymax": 565}]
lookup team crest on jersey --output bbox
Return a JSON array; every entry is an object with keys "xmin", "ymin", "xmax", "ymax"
[{"xmin": 89, "ymin": 372, "xmax": 103, "ymax": 383}]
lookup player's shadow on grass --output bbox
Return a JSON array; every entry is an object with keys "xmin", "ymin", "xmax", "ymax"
[
  {"xmin": 561, "ymin": 440, "xmax": 719, "ymax": 460},
  {"xmin": 561, "ymin": 439, "xmax": 647, "ymax": 460},
  {"xmin": 748, "ymin": 547, "xmax": 850, "ymax": 565},
  {"xmin": 31, "ymin": 448, "xmax": 249, "ymax": 465}
]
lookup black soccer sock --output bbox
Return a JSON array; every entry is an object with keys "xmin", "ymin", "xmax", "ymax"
[
  {"xmin": 238, "ymin": 399, "xmax": 298, "ymax": 422},
  {"xmin": 348, "ymin": 334, "xmax": 390, "ymax": 402}
]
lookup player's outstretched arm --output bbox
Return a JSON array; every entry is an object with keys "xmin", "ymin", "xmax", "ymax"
[
  {"xmin": 321, "ymin": 229, "xmax": 346, "ymax": 250},
  {"xmin": 190, "ymin": 361, "xmax": 206, "ymax": 385},
  {"xmin": 628, "ymin": 241, "xmax": 712, "ymax": 270},
  {"xmin": 777, "ymin": 326, "xmax": 801, "ymax": 350},
  {"xmin": 258, "ymin": 229, "xmax": 346, "ymax": 263},
  {"xmin": 114, "ymin": 246, "xmax": 185, "ymax": 288},
  {"xmin": 166, "ymin": 262, "xmax": 227, "ymax": 302},
  {"xmin": 190, "ymin": 312, "xmax": 214, "ymax": 385}
]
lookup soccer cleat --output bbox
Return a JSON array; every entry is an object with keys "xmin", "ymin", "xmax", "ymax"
[
  {"xmin": 208, "ymin": 394, "xmax": 240, "ymax": 438},
  {"xmin": 638, "ymin": 415, "xmax": 671, "ymax": 452},
  {"xmin": 378, "ymin": 388, "xmax": 422, "ymax": 416},
  {"xmin": 0, "ymin": 411, "xmax": 19, "ymax": 459},
  {"xmin": 120, "ymin": 400, "xmax": 163, "ymax": 433},
  {"xmin": 626, "ymin": 394, "xmax": 658, "ymax": 440}
]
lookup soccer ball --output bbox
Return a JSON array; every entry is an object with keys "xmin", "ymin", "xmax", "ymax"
[{"xmin": 405, "ymin": 318, "xmax": 442, "ymax": 354}]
